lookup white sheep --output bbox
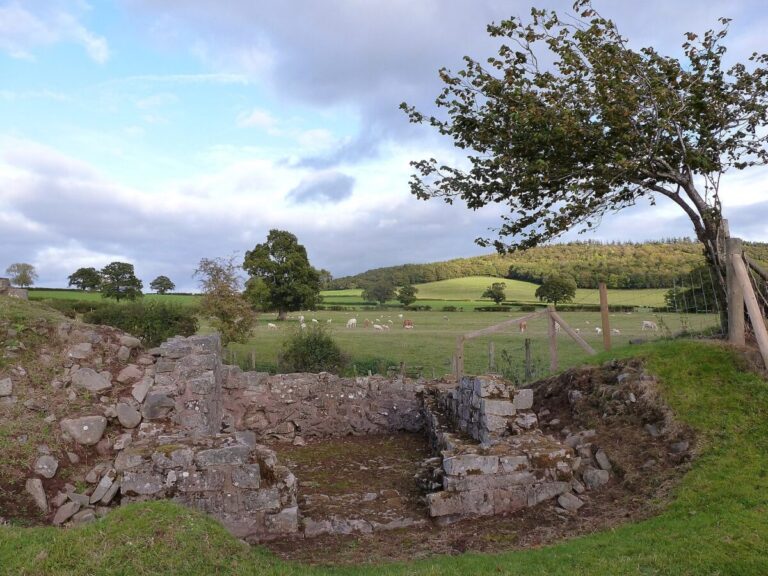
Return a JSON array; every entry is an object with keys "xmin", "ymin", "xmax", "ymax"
[
  {"xmin": 346, "ymin": 318, "xmax": 357, "ymax": 328},
  {"xmin": 373, "ymin": 324, "xmax": 384, "ymax": 331},
  {"xmin": 641, "ymin": 320, "xmax": 658, "ymax": 331},
  {"xmin": 595, "ymin": 327, "xmax": 602, "ymax": 335},
  {"xmin": 300, "ymin": 322, "xmax": 307, "ymax": 330},
  {"xmin": 398, "ymin": 313, "xmax": 403, "ymax": 319},
  {"xmin": 611, "ymin": 328, "xmax": 621, "ymax": 335},
  {"xmin": 298, "ymin": 315, "xmax": 305, "ymax": 324},
  {"xmin": 327, "ymin": 319, "xmax": 332, "ymax": 324},
  {"xmin": 267, "ymin": 323, "xmax": 278, "ymax": 330}
]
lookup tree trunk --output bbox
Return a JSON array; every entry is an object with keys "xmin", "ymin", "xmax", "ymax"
[
  {"xmin": 277, "ymin": 309, "xmax": 287, "ymax": 321},
  {"xmin": 697, "ymin": 218, "xmax": 728, "ymax": 333}
]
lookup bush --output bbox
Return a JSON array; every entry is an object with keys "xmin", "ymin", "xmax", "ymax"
[
  {"xmin": 42, "ymin": 299, "xmax": 111, "ymax": 318},
  {"xmin": 403, "ymin": 305, "xmax": 432, "ymax": 311},
  {"xmin": 518, "ymin": 304, "xmax": 538, "ymax": 312},
  {"xmin": 442, "ymin": 306, "xmax": 458, "ymax": 312},
  {"xmin": 278, "ymin": 325, "xmax": 347, "ymax": 374},
  {"xmin": 475, "ymin": 306, "xmax": 512, "ymax": 312},
  {"xmin": 84, "ymin": 301, "xmax": 198, "ymax": 347}
]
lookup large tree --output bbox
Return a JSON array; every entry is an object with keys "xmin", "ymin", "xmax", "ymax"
[
  {"xmin": 397, "ymin": 284, "xmax": 419, "ymax": 307},
  {"xmin": 482, "ymin": 282, "xmax": 507, "ymax": 305},
  {"xmin": 362, "ymin": 281, "xmax": 396, "ymax": 305},
  {"xmin": 242, "ymin": 230, "xmax": 321, "ymax": 320},
  {"xmin": 535, "ymin": 274, "xmax": 577, "ymax": 306},
  {"xmin": 6, "ymin": 263, "xmax": 37, "ymax": 287},
  {"xmin": 150, "ymin": 275, "xmax": 176, "ymax": 295},
  {"xmin": 402, "ymin": 1, "xmax": 768, "ymax": 319},
  {"xmin": 100, "ymin": 262, "xmax": 143, "ymax": 301},
  {"xmin": 68, "ymin": 267, "xmax": 101, "ymax": 291}
]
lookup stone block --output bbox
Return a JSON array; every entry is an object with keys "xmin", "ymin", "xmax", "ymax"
[
  {"xmin": 526, "ymin": 481, "xmax": 570, "ymax": 506},
  {"xmin": 25, "ymin": 478, "xmax": 48, "ymax": 512},
  {"xmin": 266, "ymin": 506, "xmax": 299, "ymax": 534},
  {"xmin": 499, "ymin": 455, "xmax": 529, "ymax": 472},
  {"xmin": 558, "ymin": 492, "xmax": 584, "ymax": 512},
  {"xmin": 177, "ymin": 469, "xmax": 226, "ymax": 493},
  {"xmin": 481, "ymin": 398, "xmax": 516, "ymax": 417},
  {"xmin": 443, "ymin": 470, "xmax": 535, "ymax": 492},
  {"xmin": 512, "ymin": 388, "xmax": 534, "ymax": 410},
  {"xmin": 492, "ymin": 486, "xmax": 527, "ymax": 514},
  {"xmin": 117, "ymin": 364, "xmax": 143, "ymax": 384},
  {"xmin": 121, "ymin": 472, "xmax": 165, "ymax": 496},
  {"xmin": 0, "ymin": 377, "xmax": 11, "ymax": 397},
  {"xmin": 131, "ymin": 376, "xmax": 153, "ymax": 403},
  {"xmin": 114, "ymin": 451, "xmax": 145, "ymax": 472},
  {"xmin": 120, "ymin": 335, "xmax": 142, "ymax": 349},
  {"xmin": 232, "ymin": 464, "xmax": 261, "ymax": 489},
  {"xmin": 71, "ymin": 368, "xmax": 111, "ymax": 393},
  {"xmin": 443, "ymin": 454, "xmax": 499, "ymax": 476},
  {"xmin": 188, "ymin": 372, "xmax": 216, "ymax": 395},
  {"xmin": 582, "ymin": 467, "xmax": 610, "ymax": 490},
  {"xmin": 194, "ymin": 445, "xmax": 250, "ymax": 467},
  {"xmin": 60, "ymin": 416, "xmax": 107, "ymax": 446},
  {"xmin": 244, "ymin": 487, "xmax": 281, "ymax": 512},
  {"xmin": 142, "ymin": 392, "xmax": 175, "ymax": 420}
]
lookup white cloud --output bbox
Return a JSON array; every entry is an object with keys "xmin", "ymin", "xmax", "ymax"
[
  {"xmin": 237, "ymin": 108, "xmax": 280, "ymax": 132},
  {"xmin": 0, "ymin": 1, "xmax": 110, "ymax": 63}
]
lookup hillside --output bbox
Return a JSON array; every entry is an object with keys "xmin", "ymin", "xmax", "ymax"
[{"xmin": 332, "ymin": 239, "xmax": 768, "ymax": 290}]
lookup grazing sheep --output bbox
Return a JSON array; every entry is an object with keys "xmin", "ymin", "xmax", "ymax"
[
  {"xmin": 519, "ymin": 321, "xmax": 527, "ymax": 333},
  {"xmin": 327, "ymin": 319, "xmax": 332, "ymax": 324},
  {"xmin": 387, "ymin": 320, "xmax": 393, "ymax": 324},
  {"xmin": 398, "ymin": 313, "xmax": 403, "ymax": 319},
  {"xmin": 311, "ymin": 318, "xmax": 318, "ymax": 324},
  {"xmin": 595, "ymin": 327, "xmax": 602, "ymax": 334},
  {"xmin": 267, "ymin": 323, "xmax": 278, "ymax": 330},
  {"xmin": 382, "ymin": 324, "xmax": 390, "ymax": 330},
  {"xmin": 373, "ymin": 324, "xmax": 384, "ymax": 331},
  {"xmin": 364, "ymin": 319, "xmax": 371, "ymax": 328},
  {"xmin": 300, "ymin": 322, "xmax": 307, "ymax": 330},
  {"xmin": 641, "ymin": 320, "xmax": 658, "ymax": 331},
  {"xmin": 298, "ymin": 315, "xmax": 305, "ymax": 324},
  {"xmin": 346, "ymin": 318, "xmax": 357, "ymax": 328},
  {"xmin": 403, "ymin": 319, "xmax": 414, "ymax": 329},
  {"xmin": 611, "ymin": 328, "xmax": 621, "ymax": 335},
  {"xmin": 575, "ymin": 328, "xmax": 581, "ymax": 334}
]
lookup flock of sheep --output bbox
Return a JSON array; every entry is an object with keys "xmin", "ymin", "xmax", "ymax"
[{"xmin": 266, "ymin": 313, "xmax": 415, "ymax": 331}]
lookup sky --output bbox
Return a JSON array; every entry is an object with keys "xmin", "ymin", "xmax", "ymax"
[{"xmin": 1, "ymin": 0, "xmax": 767, "ymax": 291}]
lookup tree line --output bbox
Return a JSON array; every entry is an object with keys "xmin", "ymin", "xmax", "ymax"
[{"xmin": 331, "ymin": 240, "xmax": 768, "ymax": 290}]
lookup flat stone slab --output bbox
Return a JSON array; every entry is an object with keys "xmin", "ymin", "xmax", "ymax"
[
  {"xmin": 71, "ymin": 368, "xmax": 111, "ymax": 393},
  {"xmin": 0, "ymin": 377, "xmax": 12, "ymax": 397},
  {"xmin": 34, "ymin": 455, "xmax": 59, "ymax": 479},
  {"xmin": 60, "ymin": 416, "xmax": 107, "ymax": 446}
]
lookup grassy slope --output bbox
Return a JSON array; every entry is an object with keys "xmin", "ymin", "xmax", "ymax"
[
  {"xmin": 321, "ymin": 276, "xmax": 670, "ymax": 308},
  {"xmin": 28, "ymin": 290, "xmax": 200, "ymax": 306},
  {"xmin": 1, "ymin": 340, "xmax": 766, "ymax": 575}
]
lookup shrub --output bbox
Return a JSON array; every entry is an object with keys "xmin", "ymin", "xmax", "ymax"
[
  {"xmin": 278, "ymin": 325, "xmax": 347, "ymax": 374},
  {"xmin": 84, "ymin": 301, "xmax": 198, "ymax": 347},
  {"xmin": 475, "ymin": 306, "xmax": 511, "ymax": 312},
  {"xmin": 42, "ymin": 299, "xmax": 111, "ymax": 318}
]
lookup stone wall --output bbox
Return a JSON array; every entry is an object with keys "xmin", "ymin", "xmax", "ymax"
[
  {"xmin": 0, "ymin": 278, "xmax": 28, "ymax": 300},
  {"xmin": 222, "ymin": 366, "xmax": 423, "ymax": 442},
  {"xmin": 420, "ymin": 376, "xmax": 584, "ymax": 522}
]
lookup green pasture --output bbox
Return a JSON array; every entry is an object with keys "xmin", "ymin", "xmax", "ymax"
[
  {"xmin": 2, "ymin": 340, "xmax": 766, "ymax": 574},
  {"xmin": 228, "ymin": 308, "xmax": 720, "ymax": 378},
  {"xmin": 28, "ymin": 289, "xmax": 200, "ymax": 306},
  {"xmin": 320, "ymin": 276, "xmax": 671, "ymax": 308}
]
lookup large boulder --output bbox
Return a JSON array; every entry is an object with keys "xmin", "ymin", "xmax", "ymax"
[
  {"xmin": 71, "ymin": 368, "xmax": 111, "ymax": 393},
  {"xmin": 60, "ymin": 416, "xmax": 108, "ymax": 446}
]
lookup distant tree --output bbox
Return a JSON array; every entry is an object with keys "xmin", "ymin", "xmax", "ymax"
[
  {"xmin": 150, "ymin": 275, "xmax": 175, "ymax": 295},
  {"xmin": 195, "ymin": 256, "xmax": 256, "ymax": 344},
  {"xmin": 6, "ymin": 263, "xmax": 37, "ymax": 287},
  {"xmin": 482, "ymin": 282, "xmax": 506, "ymax": 305},
  {"xmin": 535, "ymin": 275, "xmax": 577, "ymax": 306},
  {"xmin": 402, "ymin": 1, "xmax": 768, "ymax": 325},
  {"xmin": 68, "ymin": 267, "xmax": 101, "ymax": 291},
  {"xmin": 317, "ymin": 268, "xmax": 334, "ymax": 291},
  {"xmin": 362, "ymin": 281, "xmax": 396, "ymax": 305},
  {"xmin": 243, "ymin": 230, "xmax": 321, "ymax": 320},
  {"xmin": 397, "ymin": 284, "xmax": 419, "ymax": 307},
  {"xmin": 100, "ymin": 262, "xmax": 143, "ymax": 301}
]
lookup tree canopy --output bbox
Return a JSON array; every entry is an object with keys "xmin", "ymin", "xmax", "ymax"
[
  {"xmin": 243, "ymin": 230, "xmax": 321, "ymax": 320},
  {"xmin": 362, "ymin": 281, "xmax": 396, "ymax": 305},
  {"xmin": 150, "ymin": 275, "xmax": 175, "ymax": 295},
  {"xmin": 401, "ymin": 1, "xmax": 768, "ymax": 304},
  {"xmin": 482, "ymin": 282, "xmax": 507, "ymax": 305},
  {"xmin": 195, "ymin": 256, "xmax": 255, "ymax": 344},
  {"xmin": 397, "ymin": 284, "xmax": 419, "ymax": 306},
  {"xmin": 68, "ymin": 267, "xmax": 101, "ymax": 291},
  {"xmin": 6, "ymin": 263, "xmax": 37, "ymax": 287},
  {"xmin": 535, "ymin": 274, "xmax": 577, "ymax": 306},
  {"xmin": 100, "ymin": 262, "xmax": 143, "ymax": 301}
]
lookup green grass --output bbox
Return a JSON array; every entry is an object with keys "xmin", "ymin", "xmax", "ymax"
[
  {"xmin": 1, "ymin": 340, "xmax": 766, "ymax": 574},
  {"xmin": 28, "ymin": 289, "xmax": 200, "ymax": 307},
  {"xmin": 227, "ymin": 309, "xmax": 720, "ymax": 378},
  {"xmin": 321, "ymin": 276, "xmax": 671, "ymax": 308}
]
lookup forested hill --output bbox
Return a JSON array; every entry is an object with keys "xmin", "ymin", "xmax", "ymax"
[{"xmin": 333, "ymin": 240, "xmax": 768, "ymax": 290}]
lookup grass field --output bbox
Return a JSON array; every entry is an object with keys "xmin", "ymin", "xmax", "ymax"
[
  {"xmin": 320, "ymin": 276, "xmax": 671, "ymax": 308},
  {"xmin": 28, "ymin": 289, "xmax": 200, "ymax": 306},
  {"xmin": 2, "ymin": 339, "xmax": 766, "ymax": 574},
  {"xmin": 227, "ymin": 308, "xmax": 721, "ymax": 378}
]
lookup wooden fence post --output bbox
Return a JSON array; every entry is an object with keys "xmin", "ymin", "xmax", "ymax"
[
  {"xmin": 726, "ymin": 237, "xmax": 746, "ymax": 346},
  {"xmin": 732, "ymin": 253, "xmax": 768, "ymax": 368},
  {"xmin": 599, "ymin": 282, "xmax": 611, "ymax": 351},
  {"xmin": 524, "ymin": 338, "xmax": 532, "ymax": 381},
  {"xmin": 488, "ymin": 341, "xmax": 496, "ymax": 372},
  {"xmin": 548, "ymin": 307, "xmax": 558, "ymax": 372}
]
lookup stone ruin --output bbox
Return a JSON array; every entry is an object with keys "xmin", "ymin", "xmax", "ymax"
[
  {"xmin": 0, "ymin": 277, "xmax": 28, "ymax": 300},
  {"xmin": 23, "ymin": 328, "xmax": 617, "ymax": 541}
]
